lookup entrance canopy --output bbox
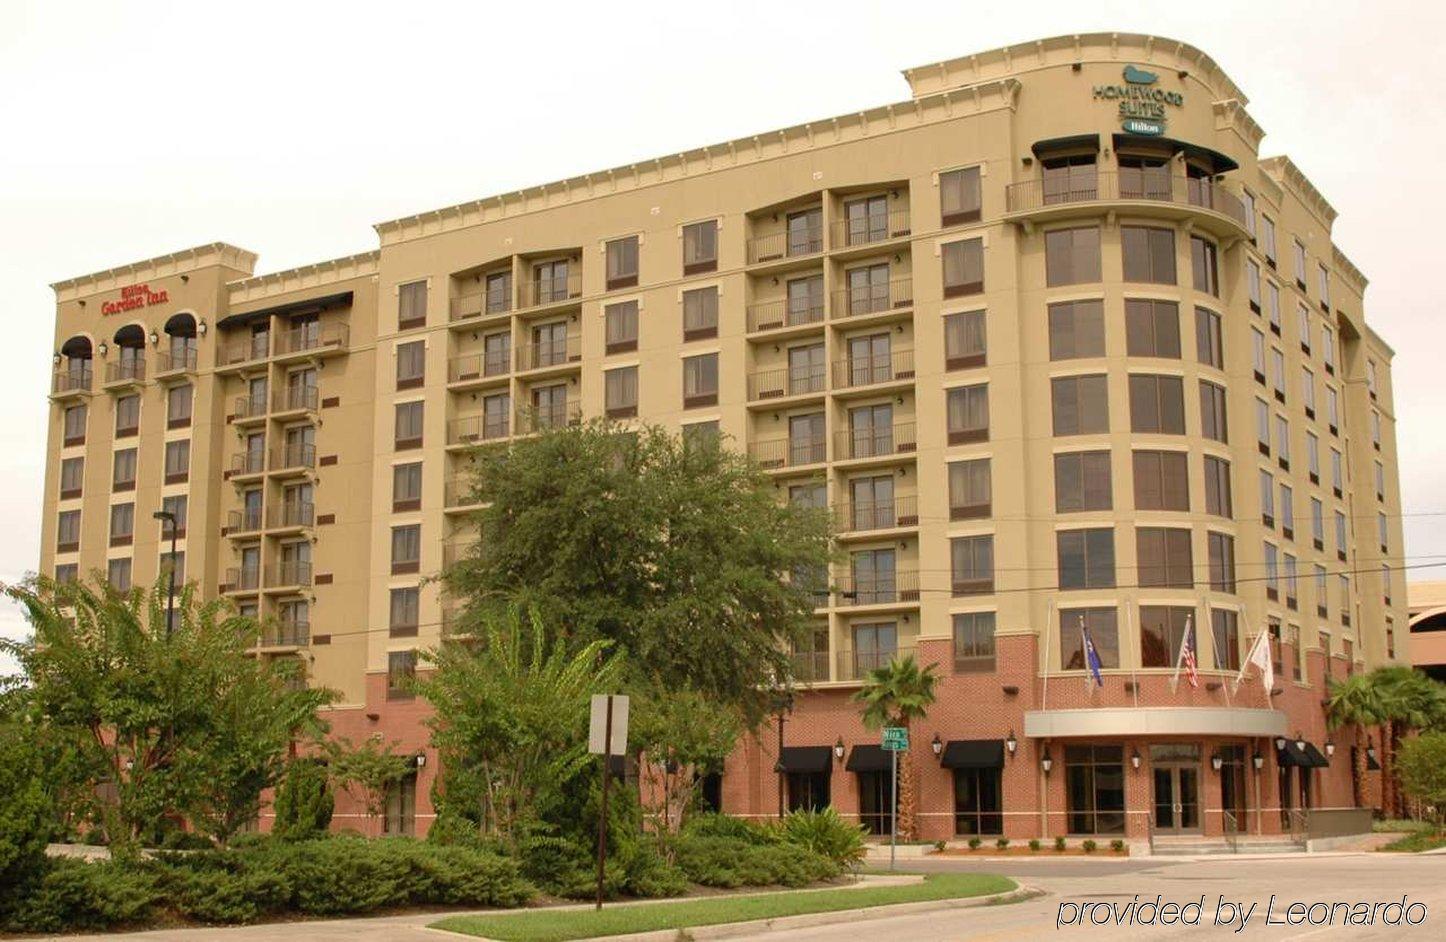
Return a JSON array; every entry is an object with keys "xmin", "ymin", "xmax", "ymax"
[
  {"xmin": 775, "ymin": 746, "xmax": 833, "ymax": 775},
  {"xmin": 940, "ymin": 739, "xmax": 1004, "ymax": 769},
  {"xmin": 1024, "ymin": 707, "xmax": 1287, "ymax": 739},
  {"xmin": 845, "ymin": 745, "xmax": 892, "ymax": 772},
  {"xmin": 1278, "ymin": 741, "xmax": 1330, "ymax": 768}
]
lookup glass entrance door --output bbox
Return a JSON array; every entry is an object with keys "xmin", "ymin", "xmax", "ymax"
[{"xmin": 1152, "ymin": 764, "xmax": 1201, "ymax": 833}]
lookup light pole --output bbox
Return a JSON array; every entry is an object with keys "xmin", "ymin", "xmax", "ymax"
[{"xmin": 152, "ymin": 510, "xmax": 178, "ymax": 638}]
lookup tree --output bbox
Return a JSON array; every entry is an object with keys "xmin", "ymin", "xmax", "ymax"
[
  {"xmin": 272, "ymin": 758, "xmax": 334, "ymax": 841},
  {"xmin": 416, "ymin": 606, "xmax": 625, "ymax": 847},
  {"xmin": 1326, "ymin": 673, "xmax": 1385, "ymax": 810},
  {"xmin": 1, "ymin": 575, "xmax": 331, "ymax": 858},
  {"xmin": 442, "ymin": 422, "xmax": 831, "ymax": 725},
  {"xmin": 0, "ymin": 719, "xmax": 54, "ymax": 911},
  {"xmin": 1395, "ymin": 731, "xmax": 1446, "ymax": 825},
  {"xmin": 852, "ymin": 655, "xmax": 938, "ymax": 841},
  {"xmin": 630, "ymin": 687, "xmax": 744, "ymax": 833},
  {"xmin": 326, "ymin": 737, "xmax": 412, "ymax": 836},
  {"xmin": 1372, "ymin": 667, "xmax": 1446, "ymax": 817}
]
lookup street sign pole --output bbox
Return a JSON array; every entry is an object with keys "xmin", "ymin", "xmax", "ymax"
[
  {"xmin": 890, "ymin": 746, "xmax": 897, "ymax": 872},
  {"xmin": 595, "ymin": 696, "xmax": 612, "ymax": 911},
  {"xmin": 589, "ymin": 694, "xmax": 629, "ymax": 912}
]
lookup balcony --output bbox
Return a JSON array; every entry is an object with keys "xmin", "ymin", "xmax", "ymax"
[
  {"xmin": 833, "ymin": 571, "xmax": 920, "ymax": 608},
  {"xmin": 834, "ymin": 422, "xmax": 917, "ymax": 461},
  {"xmin": 790, "ymin": 649, "xmax": 831, "ymax": 684},
  {"xmin": 747, "ymin": 364, "xmax": 826, "ymax": 402},
  {"xmin": 51, "ymin": 366, "xmax": 93, "ymax": 398},
  {"xmin": 830, "ymin": 209, "xmax": 912, "ymax": 253},
  {"xmin": 227, "ymin": 507, "xmax": 264, "ymax": 535},
  {"xmin": 831, "ymin": 278, "xmax": 914, "ymax": 320},
  {"xmin": 746, "ymin": 297, "xmax": 826, "ymax": 335},
  {"xmin": 836, "ymin": 645, "xmax": 919, "ymax": 682},
  {"xmin": 226, "ymin": 566, "xmax": 261, "ymax": 593},
  {"xmin": 443, "ymin": 477, "xmax": 482, "ymax": 511},
  {"xmin": 448, "ymin": 414, "xmax": 510, "ymax": 446},
  {"xmin": 748, "ymin": 436, "xmax": 826, "ymax": 470},
  {"xmin": 269, "ymin": 443, "xmax": 316, "ymax": 474},
  {"xmin": 267, "ymin": 501, "xmax": 315, "ymax": 531},
  {"xmin": 834, "ymin": 495, "xmax": 919, "ymax": 534},
  {"xmin": 1003, "ymin": 171, "xmax": 1249, "ymax": 237},
  {"xmin": 518, "ymin": 274, "xmax": 583, "ymax": 310},
  {"xmin": 267, "ymin": 560, "xmax": 313, "ymax": 589},
  {"xmin": 261, "ymin": 621, "xmax": 310, "ymax": 648},
  {"xmin": 229, "ymin": 451, "xmax": 266, "ymax": 478},
  {"xmin": 274, "ymin": 322, "xmax": 349, "ymax": 360},
  {"xmin": 449, "ymin": 291, "xmax": 513, "ymax": 324},
  {"xmin": 155, "ymin": 350, "xmax": 197, "ymax": 378},
  {"xmin": 448, "ymin": 352, "xmax": 510, "ymax": 388},
  {"xmin": 442, "ymin": 541, "xmax": 477, "ymax": 569},
  {"xmin": 272, "ymin": 385, "xmax": 319, "ymax": 415},
  {"xmin": 103, "ymin": 359, "xmax": 146, "ymax": 389},
  {"xmin": 747, "ymin": 225, "xmax": 823, "ymax": 266},
  {"xmin": 233, "ymin": 393, "xmax": 269, "ymax": 423},
  {"xmin": 219, "ymin": 334, "xmax": 271, "ymax": 369},
  {"xmin": 832, "ymin": 349, "xmax": 915, "ymax": 391},
  {"xmin": 516, "ymin": 335, "xmax": 581, "ymax": 373},
  {"xmin": 515, "ymin": 400, "xmax": 582, "ymax": 436}
]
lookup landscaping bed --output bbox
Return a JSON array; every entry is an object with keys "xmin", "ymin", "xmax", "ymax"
[{"xmin": 935, "ymin": 838, "xmax": 1129, "ymax": 857}]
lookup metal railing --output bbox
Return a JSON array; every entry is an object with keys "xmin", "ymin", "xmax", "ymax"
[
  {"xmin": 448, "ymin": 414, "xmax": 511, "ymax": 445},
  {"xmin": 228, "ymin": 508, "xmax": 264, "ymax": 533},
  {"xmin": 831, "ymin": 278, "xmax": 914, "ymax": 318},
  {"xmin": 105, "ymin": 359, "xmax": 146, "ymax": 384},
  {"xmin": 747, "ymin": 365, "xmax": 826, "ymax": 401},
  {"xmin": 831, "ymin": 209, "xmax": 911, "ymax": 248},
  {"xmin": 263, "ymin": 622, "xmax": 310, "ymax": 647},
  {"xmin": 790, "ymin": 650, "xmax": 830, "ymax": 684},
  {"xmin": 1004, "ymin": 171, "xmax": 1249, "ymax": 228},
  {"xmin": 273, "ymin": 385, "xmax": 319, "ymax": 413},
  {"xmin": 449, "ymin": 292, "xmax": 513, "ymax": 322},
  {"xmin": 746, "ymin": 225, "xmax": 824, "ymax": 264},
  {"xmin": 1222, "ymin": 809, "xmax": 1240, "ymax": 854},
  {"xmin": 745, "ymin": 297, "xmax": 825, "ymax": 333},
  {"xmin": 834, "ymin": 495, "xmax": 918, "ymax": 533},
  {"xmin": 156, "ymin": 350, "xmax": 198, "ymax": 374},
  {"xmin": 227, "ymin": 567, "xmax": 261, "ymax": 591},
  {"xmin": 1287, "ymin": 808, "xmax": 1309, "ymax": 848},
  {"xmin": 515, "ymin": 400, "xmax": 582, "ymax": 435},
  {"xmin": 449, "ymin": 351, "xmax": 510, "ymax": 382},
  {"xmin": 269, "ymin": 560, "xmax": 314, "ymax": 588},
  {"xmin": 220, "ymin": 334, "xmax": 270, "ymax": 366},
  {"xmin": 832, "ymin": 349, "xmax": 915, "ymax": 389},
  {"xmin": 747, "ymin": 436, "xmax": 826, "ymax": 469},
  {"xmin": 516, "ymin": 335, "xmax": 581, "ymax": 371},
  {"xmin": 230, "ymin": 451, "xmax": 266, "ymax": 476},
  {"xmin": 275, "ymin": 322, "xmax": 349, "ymax": 356},
  {"xmin": 52, "ymin": 366, "xmax": 93, "ymax": 394},
  {"xmin": 519, "ymin": 273, "xmax": 582, "ymax": 308},
  {"xmin": 443, "ymin": 477, "xmax": 480, "ymax": 507},
  {"xmin": 442, "ymin": 541, "xmax": 477, "ymax": 569},
  {"xmin": 267, "ymin": 501, "xmax": 315, "ymax": 529},
  {"xmin": 833, "ymin": 570, "xmax": 920, "ymax": 607},
  {"xmin": 835, "ymin": 644, "xmax": 918, "ymax": 682},
  {"xmin": 234, "ymin": 393, "xmax": 268, "ymax": 420},
  {"xmin": 834, "ymin": 422, "xmax": 917, "ymax": 460},
  {"xmin": 270, "ymin": 443, "xmax": 317, "ymax": 471}
]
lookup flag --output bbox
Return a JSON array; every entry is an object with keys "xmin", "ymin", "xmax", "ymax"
[
  {"xmin": 1171, "ymin": 615, "xmax": 1199, "ymax": 692},
  {"xmin": 1237, "ymin": 628, "xmax": 1274, "ymax": 698},
  {"xmin": 1080, "ymin": 617, "xmax": 1104, "ymax": 690}
]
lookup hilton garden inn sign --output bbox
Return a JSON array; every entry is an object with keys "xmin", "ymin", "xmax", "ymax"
[{"xmin": 1093, "ymin": 64, "xmax": 1184, "ymax": 136}]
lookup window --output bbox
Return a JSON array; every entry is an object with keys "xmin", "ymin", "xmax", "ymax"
[
  {"xmin": 1199, "ymin": 381, "xmax": 1228, "ymax": 443},
  {"xmin": 1045, "ymin": 227, "xmax": 1101, "ymax": 286},
  {"xmin": 387, "ymin": 649, "xmax": 416, "ymax": 699},
  {"xmin": 849, "ymin": 550, "xmax": 898, "ymax": 605},
  {"xmin": 1064, "ymin": 744, "xmax": 1125, "ymax": 836},
  {"xmin": 1212, "ymin": 608, "xmax": 1240, "ymax": 670},
  {"xmin": 682, "ymin": 220, "xmax": 718, "ymax": 274},
  {"xmin": 396, "ymin": 340, "xmax": 425, "ymax": 389},
  {"xmin": 683, "ymin": 353, "xmax": 719, "ymax": 408},
  {"xmin": 944, "ymin": 309, "xmax": 987, "ymax": 369},
  {"xmin": 950, "ymin": 535, "xmax": 994, "ymax": 595},
  {"xmin": 1132, "ymin": 450, "xmax": 1189, "ymax": 511},
  {"xmin": 1259, "ymin": 469, "xmax": 1276, "ymax": 526},
  {"xmin": 952, "ymin": 612, "xmax": 996, "ymax": 673},
  {"xmin": 948, "ymin": 458, "xmax": 991, "ymax": 519},
  {"xmin": 1190, "ymin": 236, "xmax": 1219, "ymax": 295},
  {"xmin": 1326, "ymin": 386, "xmax": 1339, "ymax": 433},
  {"xmin": 682, "ymin": 287, "xmax": 719, "ymax": 341},
  {"xmin": 389, "ymin": 588, "xmax": 419, "ymax": 638},
  {"xmin": 843, "ymin": 195, "xmax": 890, "ymax": 245},
  {"xmin": 1051, "ymin": 375, "xmax": 1108, "ymax": 436},
  {"xmin": 1375, "ymin": 461, "xmax": 1386, "ymax": 501},
  {"xmin": 1276, "ymin": 414, "xmax": 1291, "ymax": 466},
  {"xmin": 398, "ymin": 280, "xmax": 427, "ymax": 328},
  {"xmin": 395, "ymin": 401, "xmax": 424, "ymax": 449},
  {"xmin": 1120, "ymin": 226, "xmax": 1176, "ymax": 284},
  {"xmin": 1124, "ymin": 299, "xmax": 1180, "ymax": 358},
  {"xmin": 605, "ymin": 235, "xmax": 639, "ymax": 290},
  {"xmin": 603, "ymin": 300, "xmax": 639, "ymax": 354},
  {"xmin": 1057, "ymin": 528, "xmax": 1115, "ymax": 589},
  {"xmin": 1043, "ymin": 154, "xmax": 1098, "ymax": 202},
  {"xmin": 56, "ymin": 509, "xmax": 80, "ymax": 552},
  {"xmin": 1267, "ymin": 281, "xmax": 1281, "ymax": 333},
  {"xmin": 1319, "ymin": 263, "xmax": 1331, "ymax": 308},
  {"xmin": 1137, "ymin": 527, "xmax": 1193, "ymax": 588},
  {"xmin": 605, "ymin": 366, "xmax": 639, "ymax": 418},
  {"xmin": 1055, "ymin": 450, "xmax": 1112, "ymax": 512},
  {"xmin": 1335, "ymin": 510, "xmax": 1348, "ymax": 559},
  {"xmin": 1128, "ymin": 374, "xmax": 1185, "ymax": 434},
  {"xmin": 1307, "ymin": 431, "xmax": 1320, "ymax": 481},
  {"xmin": 393, "ymin": 462, "xmax": 422, "ymax": 512},
  {"xmin": 1255, "ymin": 399, "xmax": 1271, "ymax": 453},
  {"xmin": 113, "ymin": 448, "xmax": 137, "ymax": 491},
  {"xmin": 1061, "ymin": 609, "xmax": 1119, "ymax": 670},
  {"xmin": 847, "ymin": 404, "xmax": 896, "ymax": 458},
  {"xmin": 167, "ymin": 384, "xmax": 193, "ymax": 428},
  {"xmin": 1293, "ymin": 239, "xmax": 1307, "ymax": 286},
  {"xmin": 164, "ymin": 440, "xmax": 190, "ymax": 484},
  {"xmin": 1301, "ymin": 367, "xmax": 1315, "ymax": 416},
  {"xmin": 1247, "ymin": 258, "xmax": 1262, "ymax": 311},
  {"xmin": 1285, "ymin": 555, "xmax": 1299, "ymax": 610},
  {"xmin": 786, "ymin": 208, "xmax": 823, "ymax": 256},
  {"xmin": 109, "ymin": 502, "xmax": 134, "ymax": 546},
  {"xmin": 1261, "ymin": 215, "xmax": 1277, "ymax": 265},
  {"xmin": 107, "ymin": 557, "xmax": 132, "ymax": 592},
  {"xmin": 1298, "ymin": 305, "xmax": 1312, "ymax": 353},
  {"xmin": 1203, "ymin": 455, "xmax": 1232, "ymax": 517},
  {"xmin": 1370, "ymin": 410, "xmax": 1382, "ymax": 449},
  {"xmin": 1141, "ymin": 606, "xmax": 1194, "ymax": 668},
  {"xmin": 161, "ymin": 495, "xmax": 188, "ymax": 536},
  {"xmin": 1379, "ymin": 512, "xmax": 1389, "ymax": 551},
  {"xmin": 953, "ymin": 764, "xmax": 1003, "ymax": 836},
  {"xmin": 683, "ymin": 421, "xmax": 720, "ymax": 451},
  {"xmin": 1242, "ymin": 190, "xmax": 1257, "ymax": 238},
  {"xmin": 788, "ymin": 413, "xmax": 826, "ymax": 465},
  {"xmin": 939, "ymin": 166, "xmax": 982, "ymax": 225},
  {"xmin": 1367, "ymin": 359, "xmax": 1379, "ymax": 398},
  {"xmin": 1208, "ymin": 532, "xmax": 1236, "ymax": 593},
  {"xmin": 1310, "ymin": 498, "xmax": 1325, "ymax": 548},
  {"xmin": 59, "ymin": 456, "xmax": 83, "ymax": 499},
  {"xmin": 482, "ymin": 332, "xmax": 511, "ymax": 376},
  {"xmin": 1315, "ymin": 564, "xmax": 1329, "ymax": 616},
  {"xmin": 55, "ymin": 563, "xmax": 78, "ymax": 584},
  {"xmin": 1195, "ymin": 307, "xmax": 1223, "ymax": 369},
  {"xmin": 1264, "ymin": 542, "xmax": 1280, "ymax": 599},
  {"xmin": 946, "ymin": 384, "xmax": 990, "ymax": 443},
  {"xmin": 942, "ymin": 238, "xmax": 984, "ymax": 297},
  {"xmin": 485, "ymin": 270, "xmax": 512, "ymax": 314},
  {"xmin": 1271, "ymin": 349, "xmax": 1286, "ymax": 399},
  {"xmin": 791, "ymin": 342, "xmax": 826, "ymax": 394},
  {"xmin": 391, "ymin": 525, "xmax": 421, "ymax": 575},
  {"xmin": 1252, "ymin": 328, "xmax": 1267, "ymax": 381},
  {"xmin": 1048, "ymin": 300, "xmax": 1105, "ymax": 360},
  {"xmin": 63, "ymin": 403, "xmax": 87, "ymax": 445},
  {"xmin": 115, "ymin": 395, "xmax": 139, "ymax": 436},
  {"xmin": 1322, "ymin": 327, "xmax": 1336, "ymax": 372}
]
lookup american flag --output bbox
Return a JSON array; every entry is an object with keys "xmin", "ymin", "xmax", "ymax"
[{"xmin": 1173, "ymin": 615, "xmax": 1199, "ymax": 691}]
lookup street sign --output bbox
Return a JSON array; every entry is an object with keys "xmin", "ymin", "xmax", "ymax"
[
  {"xmin": 881, "ymin": 726, "xmax": 908, "ymax": 751},
  {"xmin": 588, "ymin": 694, "xmax": 629, "ymax": 755}
]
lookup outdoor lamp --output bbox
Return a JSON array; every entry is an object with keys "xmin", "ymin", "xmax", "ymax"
[
  {"xmin": 833, "ymin": 737, "xmax": 845, "ymax": 761},
  {"xmin": 1325, "ymin": 739, "xmax": 1336, "ymax": 758},
  {"xmin": 98, "ymin": 341, "xmax": 109, "ymax": 357},
  {"xmin": 931, "ymin": 733, "xmax": 943, "ymax": 758},
  {"xmin": 1005, "ymin": 730, "xmax": 1018, "ymax": 756},
  {"xmin": 1252, "ymin": 751, "xmax": 1265, "ymax": 772},
  {"xmin": 148, "ymin": 330, "xmax": 159, "ymax": 346},
  {"xmin": 1211, "ymin": 752, "xmax": 1224, "ymax": 772},
  {"xmin": 52, "ymin": 353, "xmax": 61, "ymax": 366},
  {"xmin": 1367, "ymin": 740, "xmax": 1378, "ymax": 764},
  {"xmin": 1294, "ymin": 732, "xmax": 1307, "ymax": 753},
  {"xmin": 415, "ymin": 753, "xmax": 427, "ymax": 768},
  {"xmin": 1040, "ymin": 751, "xmax": 1053, "ymax": 775},
  {"xmin": 198, "ymin": 319, "xmax": 208, "ymax": 336},
  {"xmin": 1130, "ymin": 748, "xmax": 1142, "ymax": 771},
  {"xmin": 1274, "ymin": 736, "xmax": 1287, "ymax": 751}
]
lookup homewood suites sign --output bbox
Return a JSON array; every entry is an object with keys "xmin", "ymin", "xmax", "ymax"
[{"xmin": 1093, "ymin": 65, "xmax": 1183, "ymax": 136}]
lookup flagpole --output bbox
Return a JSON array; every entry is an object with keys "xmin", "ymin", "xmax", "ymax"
[
  {"xmin": 1041, "ymin": 600, "xmax": 1055, "ymax": 712},
  {"xmin": 1128, "ymin": 605, "xmax": 1139, "ymax": 708}
]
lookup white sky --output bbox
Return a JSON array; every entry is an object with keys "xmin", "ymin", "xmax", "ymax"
[{"xmin": 4, "ymin": 0, "xmax": 1445, "ymax": 671}]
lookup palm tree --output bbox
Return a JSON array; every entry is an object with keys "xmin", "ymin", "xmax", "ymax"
[
  {"xmin": 852, "ymin": 654, "xmax": 938, "ymax": 840},
  {"xmin": 1373, "ymin": 667, "xmax": 1446, "ymax": 817},
  {"xmin": 1326, "ymin": 673, "xmax": 1384, "ymax": 810}
]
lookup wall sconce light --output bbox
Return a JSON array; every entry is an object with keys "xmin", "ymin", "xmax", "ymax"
[
  {"xmin": 833, "ymin": 737, "xmax": 845, "ymax": 761},
  {"xmin": 198, "ymin": 319, "xmax": 208, "ymax": 336},
  {"xmin": 931, "ymin": 733, "xmax": 943, "ymax": 759},
  {"xmin": 1252, "ymin": 751, "xmax": 1265, "ymax": 772},
  {"xmin": 1325, "ymin": 740, "xmax": 1335, "ymax": 759},
  {"xmin": 1005, "ymin": 730, "xmax": 1017, "ymax": 756},
  {"xmin": 1366, "ymin": 740, "xmax": 1378, "ymax": 764},
  {"xmin": 1130, "ymin": 748, "xmax": 1143, "ymax": 771},
  {"xmin": 1211, "ymin": 752, "xmax": 1224, "ymax": 772},
  {"xmin": 98, "ymin": 342, "xmax": 109, "ymax": 357},
  {"xmin": 415, "ymin": 753, "xmax": 427, "ymax": 769},
  {"xmin": 52, "ymin": 353, "xmax": 61, "ymax": 366},
  {"xmin": 1274, "ymin": 736, "xmax": 1287, "ymax": 752},
  {"xmin": 1040, "ymin": 751, "xmax": 1053, "ymax": 775},
  {"xmin": 1294, "ymin": 731, "xmax": 1307, "ymax": 753},
  {"xmin": 148, "ymin": 330, "xmax": 159, "ymax": 346}
]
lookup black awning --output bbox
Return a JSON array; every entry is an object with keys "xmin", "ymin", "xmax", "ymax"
[
  {"xmin": 940, "ymin": 739, "xmax": 1004, "ymax": 770},
  {"xmin": 1278, "ymin": 741, "xmax": 1328, "ymax": 768},
  {"xmin": 1302, "ymin": 743, "xmax": 1331, "ymax": 768},
  {"xmin": 775, "ymin": 746, "xmax": 833, "ymax": 775},
  {"xmin": 218, "ymin": 290, "xmax": 354, "ymax": 329},
  {"xmin": 1110, "ymin": 134, "xmax": 1240, "ymax": 174},
  {"xmin": 845, "ymin": 744, "xmax": 894, "ymax": 773},
  {"xmin": 1031, "ymin": 134, "xmax": 1100, "ymax": 157}
]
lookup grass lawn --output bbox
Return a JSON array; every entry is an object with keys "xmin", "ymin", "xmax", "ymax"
[
  {"xmin": 431, "ymin": 872, "xmax": 1017, "ymax": 941},
  {"xmin": 1380, "ymin": 829, "xmax": 1446, "ymax": 853}
]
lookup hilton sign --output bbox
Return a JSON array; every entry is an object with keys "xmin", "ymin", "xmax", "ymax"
[
  {"xmin": 1093, "ymin": 65, "xmax": 1184, "ymax": 136},
  {"xmin": 101, "ymin": 283, "xmax": 170, "ymax": 316}
]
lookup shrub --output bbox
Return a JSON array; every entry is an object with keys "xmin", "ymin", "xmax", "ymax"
[
  {"xmin": 1082, "ymin": 839, "xmax": 1097, "ymax": 853},
  {"xmin": 672, "ymin": 835, "xmax": 837, "ymax": 888},
  {"xmin": 778, "ymin": 808, "xmax": 867, "ymax": 866},
  {"xmin": 967, "ymin": 837, "xmax": 982, "ymax": 850},
  {"xmin": 3, "ymin": 858, "xmax": 162, "ymax": 933},
  {"xmin": 1028, "ymin": 839, "xmax": 1041, "ymax": 852},
  {"xmin": 1054, "ymin": 836, "xmax": 1067, "ymax": 852},
  {"xmin": 272, "ymin": 759, "xmax": 334, "ymax": 842},
  {"xmin": 619, "ymin": 842, "xmax": 689, "ymax": 898},
  {"xmin": 0, "ymin": 729, "xmax": 54, "ymax": 908},
  {"xmin": 160, "ymin": 830, "xmax": 216, "ymax": 851},
  {"xmin": 1110, "ymin": 839, "xmax": 1126, "ymax": 853},
  {"xmin": 934, "ymin": 840, "xmax": 946, "ymax": 852},
  {"xmin": 995, "ymin": 838, "xmax": 1010, "ymax": 850},
  {"xmin": 682, "ymin": 812, "xmax": 779, "ymax": 845}
]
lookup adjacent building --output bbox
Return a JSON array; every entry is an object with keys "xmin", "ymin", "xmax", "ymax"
[{"xmin": 40, "ymin": 33, "xmax": 1405, "ymax": 847}]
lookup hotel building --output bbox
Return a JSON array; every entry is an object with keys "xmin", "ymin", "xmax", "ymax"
[{"xmin": 40, "ymin": 33, "xmax": 1405, "ymax": 848}]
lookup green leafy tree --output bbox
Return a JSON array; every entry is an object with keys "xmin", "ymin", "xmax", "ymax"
[
  {"xmin": 0, "ymin": 718, "xmax": 55, "ymax": 912},
  {"xmin": 416, "ymin": 606, "xmax": 625, "ymax": 846},
  {"xmin": 1, "ymin": 575, "xmax": 330, "ymax": 858},
  {"xmin": 272, "ymin": 758, "xmax": 335, "ymax": 840},
  {"xmin": 1395, "ymin": 731, "xmax": 1446, "ymax": 824},
  {"xmin": 852, "ymin": 655, "xmax": 938, "ymax": 840},
  {"xmin": 1326, "ymin": 672, "xmax": 1386, "ymax": 810},
  {"xmin": 630, "ymin": 687, "xmax": 744, "ymax": 833},
  {"xmin": 442, "ymin": 421, "xmax": 831, "ymax": 725},
  {"xmin": 326, "ymin": 737, "xmax": 412, "ymax": 836}
]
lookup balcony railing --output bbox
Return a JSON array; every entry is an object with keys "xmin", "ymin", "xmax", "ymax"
[
  {"xmin": 444, "ymin": 477, "xmax": 480, "ymax": 507},
  {"xmin": 230, "ymin": 451, "xmax": 266, "ymax": 476},
  {"xmin": 269, "ymin": 560, "xmax": 313, "ymax": 588},
  {"xmin": 273, "ymin": 385, "xmax": 319, "ymax": 413},
  {"xmin": 448, "ymin": 290, "xmax": 513, "ymax": 322},
  {"xmin": 155, "ymin": 350, "xmax": 198, "ymax": 374},
  {"xmin": 747, "ymin": 365, "xmax": 826, "ymax": 401},
  {"xmin": 234, "ymin": 393, "xmax": 268, "ymax": 420},
  {"xmin": 1004, "ymin": 171, "xmax": 1249, "ymax": 228},
  {"xmin": 105, "ymin": 359, "xmax": 147, "ymax": 384},
  {"xmin": 833, "ymin": 570, "xmax": 920, "ymax": 607},
  {"xmin": 228, "ymin": 508, "xmax": 264, "ymax": 533},
  {"xmin": 448, "ymin": 414, "xmax": 511, "ymax": 445},
  {"xmin": 275, "ymin": 322, "xmax": 349, "ymax": 356},
  {"xmin": 263, "ymin": 621, "xmax": 310, "ymax": 647},
  {"xmin": 748, "ymin": 436, "xmax": 826, "ymax": 469},
  {"xmin": 515, "ymin": 400, "xmax": 582, "ymax": 435},
  {"xmin": 747, "ymin": 225, "xmax": 824, "ymax": 265},
  {"xmin": 267, "ymin": 501, "xmax": 315, "ymax": 529},
  {"xmin": 790, "ymin": 649, "xmax": 831, "ymax": 684},
  {"xmin": 835, "ymin": 495, "xmax": 919, "ymax": 533},
  {"xmin": 449, "ymin": 351, "xmax": 511, "ymax": 383},
  {"xmin": 831, "ymin": 209, "xmax": 912, "ymax": 248},
  {"xmin": 834, "ymin": 422, "xmax": 917, "ymax": 460},
  {"xmin": 270, "ymin": 443, "xmax": 316, "ymax": 471},
  {"xmin": 746, "ymin": 297, "xmax": 826, "ymax": 333},
  {"xmin": 519, "ymin": 274, "xmax": 582, "ymax": 308},
  {"xmin": 51, "ymin": 366, "xmax": 93, "ymax": 394},
  {"xmin": 831, "ymin": 278, "xmax": 914, "ymax": 318},
  {"xmin": 220, "ymin": 334, "xmax": 270, "ymax": 366},
  {"xmin": 227, "ymin": 566, "xmax": 261, "ymax": 592},
  {"xmin": 516, "ymin": 335, "xmax": 581, "ymax": 371},
  {"xmin": 442, "ymin": 541, "xmax": 477, "ymax": 569},
  {"xmin": 832, "ymin": 349, "xmax": 915, "ymax": 389},
  {"xmin": 836, "ymin": 645, "xmax": 919, "ymax": 682}
]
